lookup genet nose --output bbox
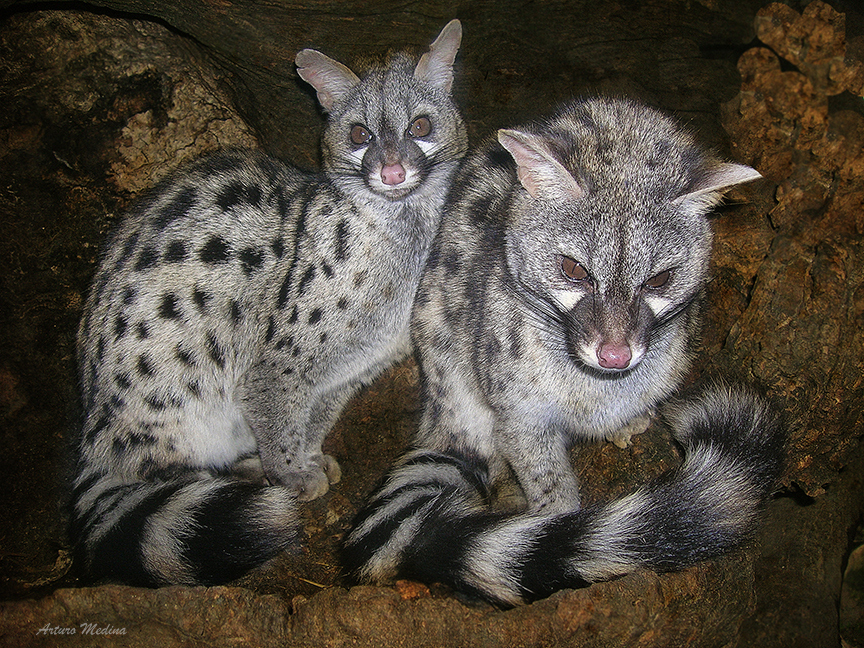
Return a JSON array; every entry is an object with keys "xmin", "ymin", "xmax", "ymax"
[{"xmin": 381, "ymin": 163, "xmax": 406, "ymax": 186}]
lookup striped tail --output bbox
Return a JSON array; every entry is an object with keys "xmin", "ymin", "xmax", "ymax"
[
  {"xmin": 343, "ymin": 382, "xmax": 786, "ymax": 606},
  {"xmin": 70, "ymin": 474, "xmax": 299, "ymax": 586}
]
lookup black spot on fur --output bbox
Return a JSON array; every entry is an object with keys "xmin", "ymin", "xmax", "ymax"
[
  {"xmin": 175, "ymin": 345, "xmax": 195, "ymax": 366},
  {"xmin": 137, "ymin": 322, "xmax": 149, "ymax": 339},
  {"xmin": 83, "ymin": 412, "xmax": 110, "ymax": 445},
  {"xmin": 442, "ymin": 306, "xmax": 461, "ymax": 329},
  {"xmin": 70, "ymin": 471, "xmax": 104, "ymax": 504},
  {"xmin": 154, "ymin": 187, "xmax": 197, "ymax": 230},
  {"xmin": 134, "ymin": 246, "xmax": 159, "ymax": 271},
  {"xmin": 485, "ymin": 145, "xmax": 517, "ymax": 171},
  {"xmin": 442, "ymin": 250, "xmax": 461, "ymax": 274},
  {"xmin": 159, "ymin": 293, "xmax": 181, "ymax": 320},
  {"xmin": 114, "ymin": 372, "xmax": 132, "ymax": 390},
  {"xmin": 129, "ymin": 430, "xmax": 159, "ymax": 446},
  {"xmin": 230, "ymin": 300, "xmax": 243, "ymax": 325},
  {"xmin": 424, "ymin": 247, "xmax": 440, "ymax": 272},
  {"xmin": 335, "ymin": 220, "xmax": 350, "ymax": 261},
  {"xmin": 206, "ymin": 331, "xmax": 226, "ymax": 368},
  {"xmin": 484, "ymin": 337, "xmax": 502, "ymax": 360},
  {"xmin": 264, "ymin": 316, "xmax": 276, "ymax": 343},
  {"xmin": 118, "ymin": 232, "xmax": 140, "ymax": 268},
  {"xmin": 274, "ymin": 187, "xmax": 310, "ymax": 309},
  {"xmin": 276, "ymin": 193, "xmax": 290, "ymax": 222},
  {"xmin": 308, "ymin": 308, "xmax": 323, "ymax": 325},
  {"xmin": 193, "ymin": 288, "xmax": 211, "ymax": 312},
  {"xmin": 114, "ymin": 315, "xmax": 128, "ymax": 340},
  {"xmin": 508, "ymin": 324, "xmax": 523, "ymax": 359},
  {"xmin": 275, "ymin": 335, "xmax": 293, "ymax": 351},
  {"xmin": 216, "ymin": 182, "xmax": 262, "ymax": 211},
  {"xmin": 336, "ymin": 297, "xmax": 349, "ymax": 310},
  {"xmin": 247, "ymin": 185, "xmax": 262, "ymax": 206},
  {"xmin": 240, "ymin": 248, "xmax": 264, "ymax": 275},
  {"xmin": 277, "ymin": 270, "xmax": 292, "ymax": 309},
  {"xmin": 164, "ymin": 240, "xmax": 188, "ymax": 263},
  {"xmin": 271, "ymin": 237, "xmax": 285, "ymax": 258},
  {"xmin": 144, "ymin": 393, "xmax": 167, "ymax": 411},
  {"xmin": 297, "ymin": 266, "xmax": 316, "ymax": 297},
  {"xmin": 137, "ymin": 354, "xmax": 154, "ymax": 377},
  {"xmin": 112, "ymin": 436, "xmax": 127, "ymax": 455},
  {"xmin": 467, "ymin": 195, "xmax": 497, "ymax": 227},
  {"xmin": 199, "ymin": 236, "xmax": 231, "ymax": 264}
]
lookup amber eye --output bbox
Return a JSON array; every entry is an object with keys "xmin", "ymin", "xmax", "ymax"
[
  {"xmin": 350, "ymin": 125, "xmax": 372, "ymax": 145},
  {"xmin": 643, "ymin": 270, "xmax": 671, "ymax": 290},
  {"xmin": 407, "ymin": 116, "xmax": 432, "ymax": 138},
  {"xmin": 561, "ymin": 256, "xmax": 590, "ymax": 283}
]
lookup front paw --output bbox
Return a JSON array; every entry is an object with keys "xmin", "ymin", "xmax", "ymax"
[
  {"xmin": 604, "ymin": 411, "xmax": 653, "ymax": 449},
  {"xmin": 271, "ymin": 454, "xmax": 342, "ymax": 502}
]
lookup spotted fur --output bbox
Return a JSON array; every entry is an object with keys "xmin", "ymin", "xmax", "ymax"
[
  {"xmin": 343, "ymin": 98, "xmax": 784, "ymax": 604},
  {"xmin": 72, "ymin": 20, "xmax": 467, "ymax": 586}
]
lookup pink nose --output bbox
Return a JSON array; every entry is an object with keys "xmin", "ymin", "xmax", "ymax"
[
  {"xmin": 381, "ymin": 163, "xmax": 406, "ymax": 186},
  {"xmin": 598, "ymin": 342, "xmax": 631, "ymax": 369}
]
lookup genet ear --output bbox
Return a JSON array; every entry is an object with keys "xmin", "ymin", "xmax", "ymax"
[
  {"xmin": 673, "ymin": 162, "xmax": 762, "ymax": 210},
  {"xmin": 414, "ymin": 19, "xmax": 462, "ymax": 93},
  {"xmin": 497, "ymin": 129, "xmax": 585, "ymax": 201},
  {"xmin": 295, "ymin": 49, "xmax": 361, "ymax": 112}
]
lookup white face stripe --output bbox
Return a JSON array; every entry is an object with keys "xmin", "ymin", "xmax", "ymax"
[
  {"xmin": 414, "ymin": 139, "xmax": 438, "ymax": 155},
  {"xmin": 643, "ymin": 294, "xmax": 673, "ymax": 317},
  {"xmin": 550, "ymin": 288, "xmax": 589, "ymax": 312},
  {"xmin": 552, "ymin": 280, "xmax": 675, "ymax": 320},
  {"xmin": 349, "ymin": 147, "xmax": 367, "ymax": 166}
]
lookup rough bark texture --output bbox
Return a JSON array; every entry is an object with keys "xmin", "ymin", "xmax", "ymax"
[{"xmin": 0, "ymin": 1, "xmax": 862, "ymax": 647}]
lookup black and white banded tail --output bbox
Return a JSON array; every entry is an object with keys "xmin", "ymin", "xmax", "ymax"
[
  {"xmin": 343, "ymin": 383, "xmax": 785, "ymax": 606},
  {"xmin": 70, "ymin": 474, "xmax": 298, "ymax": 586}
]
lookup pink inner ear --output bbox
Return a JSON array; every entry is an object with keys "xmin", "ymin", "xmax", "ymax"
[
  {"xmin": 295, "ymin": 49, "xmax": 360, "ymax": 112},
  {"xmin": 516, "ymin": 167, "xmax": 541, "ymax": 198},
  {"xmin": 498, "ymin": 129, "xmax": 585, "ymax": 201},
  {"xmin": 676, "ymin": 163, "xmax": 762, "ymax": 204}
]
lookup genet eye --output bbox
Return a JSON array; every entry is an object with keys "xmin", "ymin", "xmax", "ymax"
[
  {"xmin": 561, "ymin": 256, "xmax": 590, "ymax": 283},
  {"xmin": 643, "ymin": 270, "xmax": 671, "ymax": 290},
  {"xmin": 407, "ymin": 116, "xmax": 432, "ymax": 138},
  {"xmin": 350, "ymin": 125, "xmax": 372, "ymax": 145}
]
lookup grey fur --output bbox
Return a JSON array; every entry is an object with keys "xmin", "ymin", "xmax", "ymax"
[
  {"xmin": 343, "ymin": 98, "xmax": 783, "ymax": 605},
  {"xmin": 72, "ymin": 20, "xmax": 467, "ymax": 586}
]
